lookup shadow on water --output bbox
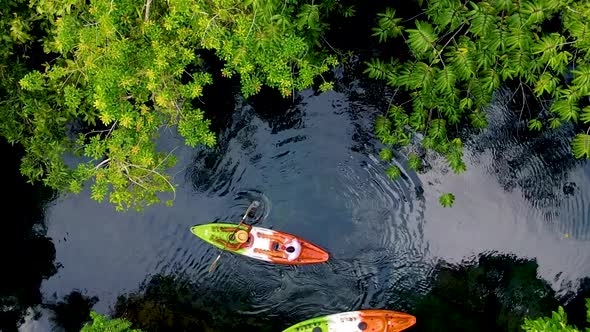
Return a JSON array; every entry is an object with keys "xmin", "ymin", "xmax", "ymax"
[
  {"xmin": 563, "ymin": 277, "xmax": 590, "ymax": 329},
  {"xmin": 102, "ymin": 253, "xmax": 588, "ymax": 332},
  {"xmin": 112, "ymin": 274, "xmax": 283, "ymax": 332},
  {"xmin": 410, "ymin": 254, "xmax": 560, "ymax": 332},
  {"xmin": 0, "ymin": 140, "xmax": 58, "ymax": 331},
  {"xmin": 46, "ymin": 291, "xmax": 98, "ymax": 332}
]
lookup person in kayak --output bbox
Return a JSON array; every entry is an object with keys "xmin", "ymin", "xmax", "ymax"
[
  {"xmin": 284, "ymin": 238, "xmax": 302, "ymax": 262},
  {"xmin": 255, "ymin": 234, "xmax": 302, "ymax": 262},
  {"xmin": 215, "ymin": 227, "xmax": 253, "ymax": 250},
  {"xmin": 212, "ymin": 201, "xmax": 260, "ymax": 250}
]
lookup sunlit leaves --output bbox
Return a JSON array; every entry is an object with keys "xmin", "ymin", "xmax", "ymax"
[
  {"xmin": 480, "ymin": 69, "xmax": 500, "ymax": 93},
  {"xmin": 534, "ymin": 72, "xmax": 560, "ymax": 96},
  {"xmin": 564, "ymin": 9, "xmax": 590, "ymax": 49},
  {"xmin": 63, "ymin": 85, "xmax": 82, "ymax": 111},
  {"xmin": 296, "ymin": 4, "xmax": 320, "ymax": 30},
  {"xmin": 1, "ymin": 0, "xmax": 341, "ymax": 211},
  {"xmin": 446, "ymin": 44, "xmax": 475, "ymax": 80},
  {"xmin": 439, "ymin": 193, "xmax": 455, "ymax": 207},
  {"xmin": 386, "ymin": 165, "xmax": 402, "ymax": 180},
  {"xmin": 551, "ymin": 99, "xmax": 579, "ymax": 122},
  {"xmin": 408, "ymin": 153, "xmax": 422, "ymax": 171},
  {"xmin": 573, "ymin": 134, "xmax": 590, "ymax": 159},
  {"xmin": 410, "ymin": 108, "xmax": 428, "ymax": 131},
  {"xmin": 427, "ymin": 0, "xmax": 466, "ymax": 31},
  {"xmin": 19, "ymin": 71, "xmax": 45, "ymax": 91},
  {"xmin": 9, "ymin": 14, "xmax": 32, "ymax": 43},
  {"xmin": 388, "ymin": 105, "xmax": 409, "ymax": 127},
  {"xmin": 376, "ymin": 115, "xmax": 392, "ymax": 138},
  {"xmin": 367, "ymin": 0, "xmax": 590, "ymax": 210},
  {"xmin": 380, "ymin": 147, "xmax": 394, "ymax": 162},
  {"xmin": 532, "ymin": 33, "xmax": 567, "ymax": 68},
  {"xmin": 178, "ymin": 108, "xmax": 216, "ymax": 148},
  {"xmin": 435, "ymin": 66, "xmax": 457, "ymax": 94},
  {"xmin": 319, "ymin": 81, "xmax": 334, "ymax": 92},
  {"xmin": 372, "ymin": 8, "xmax": 403, "ymax": 42},
  {"xmin": 549, "ymin": 117, "xmax": 562, "ymax": 129},
  {"xmin": 522, "ymin": 301, "xmax": 589, "ymax": 332},
  {"xmin": 520, "ymin": 0, "xmax": 546, "ymax": 25},
  {"xmin": 469, "ymin": 111, "xmax": 488, "ymax": 129},
  {"xmin": 406, "ymin": 20, "xmax": 437, "ymax": 57},
  {"xmin": 468, "ymin": 2, "xmax": 496, "ymax": 37},
  {"xmin": 364, "ymin": 58, "xmax": 390, "ymax": 80},
  {"xmin": 572, "ymin": 65, "xmax": 590, "ymax": 89},
  {"xmin": 506, "ymin": 26, "xmax": 532, "ymax": 51},
  {"xmin": 581, "ymin": 107, "xmax": 590, "ymax": 124},
  {"xmin": 81, "ymin": 311, "xmax": 143, "ymax": 332},
  {"xmin": 446, "ymin": 138, "xmax": 466, "ymax": 173},
  {"xmin": 528, "ymin": 119, "xmax": 543, "ymax": 131},
  {"xmin": 428, "ymin": 119, "xmax": 447, "ymax": 139}
]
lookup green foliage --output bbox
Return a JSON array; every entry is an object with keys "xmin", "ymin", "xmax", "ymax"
[
  {"xmin": 408, "ymin": 153, "xmax": 422, "ymax": 171},
  {"xmin": 521, "ymin": 299, "xmax": 590, "ymax": 332},
  {"xmin": 528, "ymin": 119, "xmax": 543, "ymax": 131},
  {"xmin": 572, "ymin": 134, "xmax": 590, "ymax": 159},
  {"xmin": 368, "ymin": 0, "xmax": 590, "ymax": 206},
  {"xmin": 80, "ymin": 311, "xmax": 143, "ymax": 332},
  {"xmin": 1, "ymin": 0, "xmax": 340, "ymax": 211},
  {"xmin": 372, "ymin": 8, "xmax": 403, "ymax": 43},
  {"xmin": 386, "ymin": 165, "xmax": 402, "ymax": 180},
  {"xmin": 380, "ymin": 147, "xmax": 394, "ymax": 162},
  {"xmin": 439, "ymin": 192, "xmax": 455, "ymax": 207}
]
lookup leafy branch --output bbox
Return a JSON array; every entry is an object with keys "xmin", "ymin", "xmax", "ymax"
[
  {"xmin": 2, "ymin": 0, "xmax": 343, "ymax": 211},
  {"xmin": 368, "ymin": 0, "xmax": 590, "ymax": 207}
]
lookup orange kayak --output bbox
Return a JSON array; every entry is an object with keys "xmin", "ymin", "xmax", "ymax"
[
  {"xmin": 282, "ymin": 309, "xmax": 416, "ymax": 332},
  {"xmin": 191, "ymin": 223, "xmax": 329, "ymax": 265}
]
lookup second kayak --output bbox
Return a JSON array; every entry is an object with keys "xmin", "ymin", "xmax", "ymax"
[{"xmin": 282, "ymin": 309, "xmax": 416, "ymax": 332}]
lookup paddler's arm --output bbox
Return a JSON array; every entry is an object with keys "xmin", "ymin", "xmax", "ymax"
[
  {"xmin": 255, "ymin": 232, "xmax": 283, "ymax": 242},
  {"xmin": 254, "ymin": 248, "xmax": 287, "ymax": 259},
  {"xmin": 213, "ymin": 236, "xmax": 243, "ymax": 250},
  {"xmin": 237, "ymin": 221, "xmax": 252, "ymax": 232}
]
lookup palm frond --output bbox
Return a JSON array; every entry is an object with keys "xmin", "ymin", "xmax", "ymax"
[
  {"xmin": 572, "ymin": 134, "xmax": 590, "ymax": 159},
  {"xmin": 528, "ymin": 119, "xmax": 543, "ymax": 131},
  {"xmin": 428, "ymin": 118, "xmax": 447, "ymax": 139},
  {"xmin": 406, "ymin": 20, "xmax": 437, "ymax": 57},
  {"xmin": 581, "ymin": 106, "xmax": 590, "ymax": 124}
]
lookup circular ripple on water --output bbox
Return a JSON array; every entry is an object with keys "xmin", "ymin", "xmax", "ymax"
[
  {"xmin": 178, "ymin": 88, "xmax": 435, "ymax": 326},
  {"xmin": 335, "ymin": 153, "xmax": 424, "ymax": 255},
  {"xmin": 546, "ymin": 168, "xmax": 590, "ymax": 242},
  {"xmin": 232, "ymin": 189, "xmax": 272, "ymax": 223},
  {"xmin": 470, "ymin": 88, "xmax": 587, "ymax": 212}
]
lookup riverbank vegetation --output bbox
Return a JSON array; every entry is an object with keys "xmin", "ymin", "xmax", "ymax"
[
  {"xmin": 1, "ymin": 0, "xmax": 590, "ymax": 210},
  {"xmin": 522, "ymin": 298, "xmax": 590, "ymax": 331},
  {"xmin": 368, "ymin": 0, "xmax": 590, "ymax": 206},
  {"xmin": 1, "ymin": 0, "xmax": 339, "ymax": 211},
  {"xmin": 80, "ymin": 311, "xmax": 142, "ymax": 332},
  {"xmin": 78, "ymin": 298, "xmax": 590, "ymax": 331}
]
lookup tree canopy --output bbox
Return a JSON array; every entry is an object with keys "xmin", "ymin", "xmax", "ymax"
[
  {"xmin": 366, "ymin": 0, "xmax": 590, "ymax": 205},
  {"xmin": 80, "ymin": 311, "xmax": 142, "ymax": 332},
  {"xmin": 2, "ymin": 0, "xmax": 590, "ymax": 210},
  {"xmin": 521, "ymin": 298, "xmax": 590, "ymax": 332},
  {"xmin": 1, "ymin": 0, "xmax": 339, "ymax": 211}
]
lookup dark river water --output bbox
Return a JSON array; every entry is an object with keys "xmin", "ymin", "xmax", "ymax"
[{"xmin": 3, "ymin": 64, "xmax": 590, "ymax": 332}]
